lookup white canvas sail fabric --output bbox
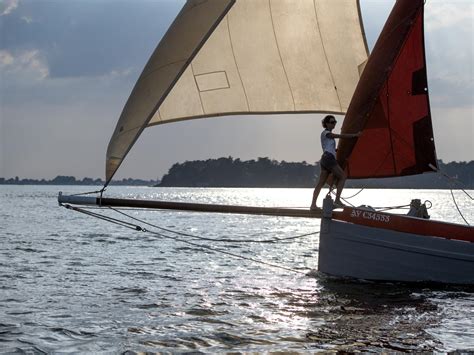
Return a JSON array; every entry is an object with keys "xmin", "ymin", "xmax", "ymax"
[{"xmin": 106, "ymin": 0, "xmax": 368, "ymax": 184}]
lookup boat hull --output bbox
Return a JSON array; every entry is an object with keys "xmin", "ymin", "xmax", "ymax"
[{"xmin": 319, "ymin": 218, "xmax": 474, "ymax": 284}]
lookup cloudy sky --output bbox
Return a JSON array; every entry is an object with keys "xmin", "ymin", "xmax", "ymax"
[{"xmin": 1, "ymin": 0, "xmax": 473, "ymax": 180}]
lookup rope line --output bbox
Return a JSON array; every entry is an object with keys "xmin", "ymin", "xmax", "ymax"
[
  {"xmin": 328, "ymin": 189, "xmax": 356, "ymax": 208},
  {"xmin": 64, "ymin": 204, "xmax": 142, "ymax": 231},
  {"xmin": 341, "ymin": 187, "xmax": 366, "ymax": 200},
  {"xmin": 430, "ymin": 164, "xmax": 473, "ymax": 200},
  {"xmin": 328, "ymin": 192, "xmax": 411, "ymax": 212},
  {"xmin": 63, "ymin": 204, "xmax": 311, "ymax": 275},
  {"xmin": 374, "ymin": 204, "xmax": 411, "ymax": 212},
  {"xmin": 108, "ymin": 206, "xmax": 319, "ymax": 244},
  {"xmin": 69, "ymin": 188, "xmax": 105, "ymax": 197},
  {"xmin": 450, "ymin": 189, "xmax": 470, "ymax": 226},
  {"xmin": 144, "ymin": 228, "xmax": 308, "ymax": 275},
  {"xmin": 427, "ymin": 164, "xmax": 472, "ymax": 225}
]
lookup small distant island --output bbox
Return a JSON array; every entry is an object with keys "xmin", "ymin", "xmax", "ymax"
[{"xmin": 1, "ymin": 157, "xmax": 472, "ymax": 189}]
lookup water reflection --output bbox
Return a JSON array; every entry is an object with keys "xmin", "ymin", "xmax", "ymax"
[{"xmin": 304, "ymin": 277, "xmax": 474, "ymax": 352}]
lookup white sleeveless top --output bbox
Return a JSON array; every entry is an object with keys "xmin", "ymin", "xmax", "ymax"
[{"xmin": 321, "ymin": 129, "xmax": 336, "ymax": 156}]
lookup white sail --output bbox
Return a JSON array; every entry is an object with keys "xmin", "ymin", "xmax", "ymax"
[{"xmin": 106, "ymin": 0, "xmax": 368, "ymax": 184}]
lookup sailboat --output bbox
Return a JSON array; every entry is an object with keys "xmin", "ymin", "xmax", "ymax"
[{"xmin": 58, "ymin": 0, "xmax": 474, "ymax": 284}]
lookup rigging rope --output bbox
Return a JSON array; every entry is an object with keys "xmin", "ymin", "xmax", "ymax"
[
  {"xmin": 62, "ymin": 204, "xmax": 314, "ymax": 275},
  {"xmin": 450, "ymin": 189, "xmax": 470, "ymax": 226},
  {"xmin": 69, "ymin": 188, "xmax": 105, "ymax": 197},
  {"xmin": 63, "ymin": 204, "xmax": 142, "ymax": 231},
  {"xmin": 108, "ymin": 206, "xmax": 319, "ymax": 244},
  {"xmin": 341, "ymin": 187, "xmax": 366, "ymax": 200},
  {"xmin": 327, "ymin": 188, "xmax": 356, "ymax": 208},
  {"xmin": 427, "ymin": 164, "xmax": 472, "ymax": 225},
  {"xmin": 372, "ymin": 204, "xmax": 411, "ymax": 212},
  {"xmin": 429, "ymin": 164, "xmax": 473, "ymax": 200}
]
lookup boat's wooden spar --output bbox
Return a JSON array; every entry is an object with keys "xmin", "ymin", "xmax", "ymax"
[{"xmin": 58, "ymin": 193, "xmax": 322, "ymax": 218}]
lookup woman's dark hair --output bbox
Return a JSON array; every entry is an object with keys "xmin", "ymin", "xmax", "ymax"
[{"xmin": 322, "ymin": 115, "xmax": 335, "ymax": 128}]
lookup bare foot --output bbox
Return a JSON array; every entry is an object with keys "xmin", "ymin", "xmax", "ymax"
[{"xmin": 333, "ymin": 200, "xmax": 346, "ymax": 209}]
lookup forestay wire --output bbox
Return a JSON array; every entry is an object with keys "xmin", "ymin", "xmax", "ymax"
[{"xmin": 62, "ymin": 204, "xmax": 316, "ymax": 275}]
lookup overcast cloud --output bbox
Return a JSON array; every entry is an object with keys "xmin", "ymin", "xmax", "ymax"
[{"xmin": 0, "ymin": 0, "xmax": 472, "ymax": 180}]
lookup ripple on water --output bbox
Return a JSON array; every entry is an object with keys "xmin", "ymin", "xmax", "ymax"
[
  {"xmin": 185, "ymin": 307, "xmax": 227, "ymax": 317},
  {"xmin": 113, "ymin": 286, "xmax": 148, "ymax": 295},
  {"xmin": 49, "ymin": 327, "xmax": 96, "ymax": 340}
]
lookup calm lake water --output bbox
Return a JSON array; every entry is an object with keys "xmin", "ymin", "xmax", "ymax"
[{"xmin": 1, "ymin": 185, "xmax": 473, "ymax": 353}]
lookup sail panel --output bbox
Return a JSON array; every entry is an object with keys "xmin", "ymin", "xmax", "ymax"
[
  {"xmin": 106, "ymin": 0, "xmax": 236, "ymax": 183},
  {"xmin": 314, "ymin": 0, "xmax": 369, "ymax": 112},
  {"xmin": 107, "ymin": 0, "xmax": 368, "ymax": 183},
  {"xmin": 337, "ymin": 0, "xmax": 438, "ymax": 179},
  {"xmin": 151, "ymin": 0, "xmax": 368, "ymax": 125}
]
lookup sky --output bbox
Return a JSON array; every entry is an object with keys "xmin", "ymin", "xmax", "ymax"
[{"xmin": 0, "ymin": 0, "xmax": 473, "ymax": 180}]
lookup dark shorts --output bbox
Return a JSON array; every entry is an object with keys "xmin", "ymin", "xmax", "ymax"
[{"xmin": 320, "ymin": 151, "xmax": 337, "ymax": 172}]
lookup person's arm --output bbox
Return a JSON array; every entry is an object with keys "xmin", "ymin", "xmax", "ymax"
[{"xmin": 327, "ymin": 132, "xmax": 361, "ymax": 139}]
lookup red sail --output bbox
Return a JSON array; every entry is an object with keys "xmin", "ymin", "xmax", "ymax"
[{"xmin": 337, "ymin": 0, "xmax": 438, "ymax": 179}]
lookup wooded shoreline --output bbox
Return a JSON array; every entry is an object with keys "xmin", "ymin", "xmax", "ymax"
[
  {"xmin": 2, "ymin": 158, "xmax": 472, "ymax": 189},
  {"xmin": 157, "ymin": 158, "xmax": 473, "ymax": 189}
]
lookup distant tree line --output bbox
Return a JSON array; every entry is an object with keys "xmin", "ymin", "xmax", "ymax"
[
  {"xmin": 157, "ymin": 157, "xmax": 474, "ymax": 189},
  {"xmin": 2, "ymin": 159, "xmax": 472, "ymax": 188},
  {"xmin": 0, "ymin": 176, "xmax": 159, "ymax": 186},
  {"xmin": 159, "ymin": 157, "xmax": 317, "ymax": 187}
]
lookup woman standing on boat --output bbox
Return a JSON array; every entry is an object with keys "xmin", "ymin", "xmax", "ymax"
[{"xmin": 310, "ymin": 115, "xmax": 360, "ymax": 210}]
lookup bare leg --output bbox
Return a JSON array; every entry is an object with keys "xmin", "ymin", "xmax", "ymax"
[
  {"xmin": 310, "ymin": 169, "xmax": 330, "ymax": 209},
  {"xmin": 328, "ymin": 177, "xmax": 337, "ymax": 196},
  {"xmin": 330, "ymin": 165, "xmax": 347, "ymax": 204}
]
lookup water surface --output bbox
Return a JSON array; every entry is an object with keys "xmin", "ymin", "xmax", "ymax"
[{"xmin": 1, "ymin": 185, "xmax": 473, "ymax": 352}]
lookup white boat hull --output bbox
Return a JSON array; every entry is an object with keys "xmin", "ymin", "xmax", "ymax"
[{"xmin": 319, "ymin": 218, "xmax": 474, "ymax": 284}]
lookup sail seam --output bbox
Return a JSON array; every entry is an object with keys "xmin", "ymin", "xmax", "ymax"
[
  {"xmin": 374, "ymin": 148, "xmax": 395, "ymax": 178},
  {"xmin": 190, "ymin": 63, "xmax": 206, "ymax": 115},
  {"xmin": 268, "ymin": 0, "xmax": 296, "ymax": 110},
  {"xmin": 225, "ymin": 15, "xmax": 251, "ymax": 111},
  {"xmin": 312, "ymin": 0, "xmax": 343, "ymax": 111},
  {"xmin": 146, "ymin": 110, "xmax": 346, "ymax": 127},
  {"xmin": 137, "ymin": 59, "xmax": 186, "ymax": 83},
  {"xmin": 156, "ymin": 107, "xmax": 162, "ymax": 122},
  {"xmin": 115, "ymin": 109, "xmax": 348, "ymax": 137},
  {"xmin": 386, "ymin": 82, "xmax": 398, "ymax": 174}
]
